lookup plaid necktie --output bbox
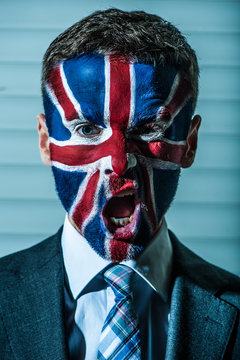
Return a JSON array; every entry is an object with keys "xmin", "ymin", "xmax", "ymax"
[{"xmin": 97, "ymin": 265, "xmax": 141, "ymax": 360}]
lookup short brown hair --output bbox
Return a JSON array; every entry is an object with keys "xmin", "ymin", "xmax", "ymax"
[{"xmin": 42, "ymin": 8, "xmax": 199, "ymax": 110}]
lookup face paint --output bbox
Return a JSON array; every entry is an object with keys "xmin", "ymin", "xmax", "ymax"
[{"xmin": 44, "ymin": 53, "xmax": 193, "ymax": 261}]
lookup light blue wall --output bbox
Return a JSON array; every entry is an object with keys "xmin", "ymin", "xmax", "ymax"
[{"xmin": 0, "ymin": 0, "xmax": 239, "ymax": 275}]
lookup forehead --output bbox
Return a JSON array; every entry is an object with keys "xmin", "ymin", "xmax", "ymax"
[
  {"xmin": 47, "ymin": 53, "xmax": 178, "ymax": 125},
  {"xmin": 45, "ymin": 52, "xmax": 193, "ymax": 141}
]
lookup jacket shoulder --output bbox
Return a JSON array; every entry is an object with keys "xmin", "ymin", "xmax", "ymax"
[
  {"xmin": 0, "ymin": 227, "xmax": 63, "ymax": 279},
  {"xmin": 169, "ymin": 230, "xmax": 240, "ymax": 303}
]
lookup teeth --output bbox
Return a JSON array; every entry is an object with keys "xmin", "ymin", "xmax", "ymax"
[
  {"xmin": 110, "ymin": 215, "xmax": 133, "ymax": 226},
  {"xmin": 115, "ymin": 191, "xmax": 135, "ymax": 197}
]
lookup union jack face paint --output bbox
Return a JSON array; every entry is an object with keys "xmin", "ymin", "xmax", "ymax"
[{"xmin": 44, "ymin": 53, "xmax": 193, "ymax": 261}]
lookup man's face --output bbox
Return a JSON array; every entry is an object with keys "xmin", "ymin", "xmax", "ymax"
[{"xmin": 42, "ymin": 53, "xmax": 195, "ymax": 261}]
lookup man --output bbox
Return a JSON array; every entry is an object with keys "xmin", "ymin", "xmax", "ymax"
[{"xmin": 0, "ymin": 8, "xmax": 239, "ymax": 360}]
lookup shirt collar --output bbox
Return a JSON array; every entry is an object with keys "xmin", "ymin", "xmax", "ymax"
[{"xmin": 62, "ymin": 215, "xmax": 172, "ymax": 301}]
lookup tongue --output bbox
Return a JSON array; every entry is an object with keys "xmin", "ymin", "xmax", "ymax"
[{"xmin": 106, "ymin": 195, "xmax": 135, "ymax": 218}]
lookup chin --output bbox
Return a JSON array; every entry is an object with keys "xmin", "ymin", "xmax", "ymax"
[{"xmin": 104, "ymin": 239, "xmax": 145, "ymax": 262}]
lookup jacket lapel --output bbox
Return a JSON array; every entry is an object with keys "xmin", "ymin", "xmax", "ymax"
[
  {"xmin": 1, "ymin": 228, "xmax": 68, "ymax": 360},
  {"xmin": 165, "ymin": 232, "xmax": 239, "ymax": 359},
  {"xmin": 165, "ymin": 276, "xmax": 238, "ymax": 359}
]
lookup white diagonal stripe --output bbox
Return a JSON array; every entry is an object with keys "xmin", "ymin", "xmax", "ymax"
[
  {"xmin": 104, "ymin": 55, "xmax": 110, "ymax": 127},
  {"xmin": 103, "ymin": 336, "xmax": 122, "ymax": 358},
  {"xmin": 129, "ymin": 62, "xmax": 135, "ymax": 126}
]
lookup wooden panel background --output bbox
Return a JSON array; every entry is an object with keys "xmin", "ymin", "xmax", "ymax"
[{"xmin": 0, "ymin": 0, "xmax": 239, "ymax": 275}]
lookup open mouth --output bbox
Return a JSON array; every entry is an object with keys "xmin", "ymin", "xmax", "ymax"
[{"xmin": 103, "ymin": 190, "xmax": 140, "ymax": 239}]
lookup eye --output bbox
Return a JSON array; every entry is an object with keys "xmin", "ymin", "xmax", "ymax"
[
  {"xmin": 140, "ymin": 125, "xmax": 156, "ymax": 135},
  {"xmin": 131, "ymin": 122, "xmax": 164, "ymax": 142},
  {"xmin": 76, "ymin": 124, "xmax": 102, "ymax": 137}
]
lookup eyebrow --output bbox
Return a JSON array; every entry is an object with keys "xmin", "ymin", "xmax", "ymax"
[
  {"xmin": 132, "ymin": 114, "xmax": 157, "ymax": 128},
  {"xmin": 77, "ymin": 110, "xmax": 106, "ymax": 128}
]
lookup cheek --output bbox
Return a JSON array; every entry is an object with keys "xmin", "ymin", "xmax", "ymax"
[
  {"xmin": 152, "ymin": 167, "xmax": 180, "ymax": 212},
  {"xmin": 51, "ymin": 157, "xmax": 110, "ymax": 235},
  {"xmin": 128, "ymin": 140, "xmax": 186, "ymax": 166},
  {"xmin": 71, "ymin": 169, "xmax": 101, "ymax": 231},
  {"xmin": 51, "ymin": 167, "xmax": 87, "ymax": 212},
  {"xmin": 50, "ymin": 143, "xmax": 90, "ymax": 165},
  {"xmin": 49, "ymin": 138, "xmax": 115, "ymax": 168},
  {"xmin": 148, "ymin": 142, "xmax": 186, "ymax": 165},
  {"xmin": 136, "ymin": 157, "xmax": 180, "ymax": 226}
]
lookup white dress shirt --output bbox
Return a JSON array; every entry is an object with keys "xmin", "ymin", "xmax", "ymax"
[{"xmin": 62, "ymin": 215, "xmax": 173, "ymax": 360}]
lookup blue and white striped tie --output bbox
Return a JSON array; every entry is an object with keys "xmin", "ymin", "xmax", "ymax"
[{"xmin": 97, "ymin": 265, "xmax": 141, "ymax": 360}]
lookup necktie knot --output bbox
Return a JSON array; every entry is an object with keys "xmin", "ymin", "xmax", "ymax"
[{"xmin": 103, "ymin": 265, "xmax": 133, "ymax": 300}]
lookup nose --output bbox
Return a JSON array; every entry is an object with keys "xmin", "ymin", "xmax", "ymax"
[
  {"xmin": 112, "ymin": 153, "xmax": 137, "ymax": 176},
  {"xmin": 105, "ymin": 133, "xmax": 137, "ymax": 176}
]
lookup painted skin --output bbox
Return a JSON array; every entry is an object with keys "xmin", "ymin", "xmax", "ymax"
[{"xmin": 40, "ymin": 52, "xmax": 200, "ymax": 261}]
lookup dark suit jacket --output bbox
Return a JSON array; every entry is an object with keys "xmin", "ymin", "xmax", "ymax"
[{"xmin": 0, "ymin": 227, "xmax": 239, "ymax": 359}]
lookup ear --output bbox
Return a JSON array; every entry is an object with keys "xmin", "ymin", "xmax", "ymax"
[
  {"xmin": 181, "ymin": 115, "xmax": 201, "ymax": 168},
  {"xmin": 37, "ymin": 113, "xmax": 51, "ymax": 167}
]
